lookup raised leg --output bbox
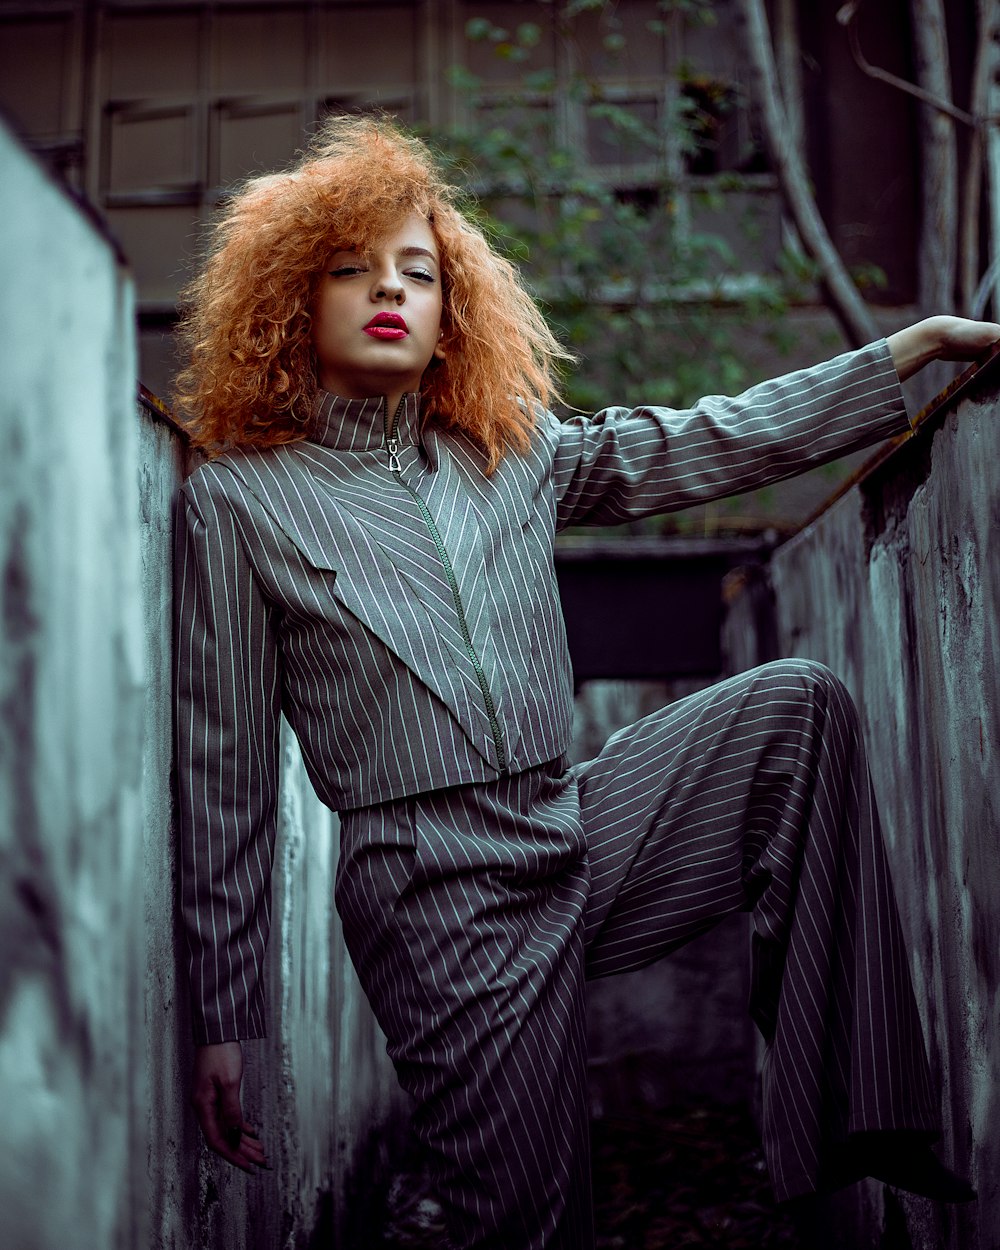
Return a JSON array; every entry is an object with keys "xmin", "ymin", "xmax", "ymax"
[{"xmin": 575, "ymin": 658, "xmax": 938, "ymax": 1200}]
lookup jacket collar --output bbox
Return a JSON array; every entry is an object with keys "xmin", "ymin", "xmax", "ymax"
[{"xmin": 309, "ymin": 390, "xmax": 423, "ymax": 453}]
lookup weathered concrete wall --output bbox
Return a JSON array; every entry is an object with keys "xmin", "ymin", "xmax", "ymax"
[
  {"xmin": 770, "ymin": 361, "xmax": 1000, "ymax": 1249},
  {"xmin": 0, "ymin": 115, "xmax": 145, "ymax": 1250},
  {"xmin": 0, "ymin": 120, "xmax": 405, "ymax": 1250}
]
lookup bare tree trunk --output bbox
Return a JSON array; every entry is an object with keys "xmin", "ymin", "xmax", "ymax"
[
  {"xmin": 771, "ymin": 0, "xmax": 813, "ymax": 277},
  {"xmin": 987, "ymin": 30, "xmax": 1000, "ymax": 318},
  {"xmin": 958, "ymin": 8, "xmax": 985, "ymax": 314},
  {"xmin": 911, "ymin": 0, "xmax": 958, "ymax": 316},
  {"xmin": 962, "ymin": 0, "xmax": 998, "ymax": 316},
  {"xmin": 736, "ymin": 0, "xmax": 879, "ymax": 347}
]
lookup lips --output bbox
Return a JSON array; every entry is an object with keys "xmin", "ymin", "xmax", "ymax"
[{"xmin": 364, "ymin": 312, "xmax": 408, "ymax": 339}]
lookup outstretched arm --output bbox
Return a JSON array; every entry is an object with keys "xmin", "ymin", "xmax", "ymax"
[
  {"xmin": 551, "ymin": 339, "xmax": 905, "ymax": 528},
  {"xmin": 550, "ymin": 317, "xmax": 1000, "ymax": 530},
  {"xmin": 887, "ymin": 315, "xmax": 1000, "ymax": 381}
]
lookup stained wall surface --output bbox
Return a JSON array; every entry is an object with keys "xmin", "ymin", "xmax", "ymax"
[
  {"xmin": 0, "ymin": 115, "xmax": 144, "ymax": 1250},
  {"xmin": 0, "ymin": 118, "xmax": 405, "ymax": 1250},
  {"xmin": 770, "ymin": 363, "xmax": 1000, "ymax": 1249}
]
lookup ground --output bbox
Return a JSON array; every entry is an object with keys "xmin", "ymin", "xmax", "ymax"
[
  {"xmin": 380, "ymin": 1101, "xmax": 804, "ymax": 1248},
  {"xmin": 592, "ymin": 1103, "xmax": 802, "ymax": 1249}
]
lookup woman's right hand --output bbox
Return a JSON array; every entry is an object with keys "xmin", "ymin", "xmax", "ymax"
[{"xmin": 191, "ymin": 1041, "xmax": 269, "ymax": 1172}]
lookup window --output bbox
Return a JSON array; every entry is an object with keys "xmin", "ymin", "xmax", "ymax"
[{"xmin": 453, "ymin": 0, "xmax": 783, "ymax": 294}]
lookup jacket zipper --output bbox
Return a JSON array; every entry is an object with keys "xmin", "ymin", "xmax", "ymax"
[{"xmin": 384, "ymin": 398, "xmax": 508, "ymax": 774}]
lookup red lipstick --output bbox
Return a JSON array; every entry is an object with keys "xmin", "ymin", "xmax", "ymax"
[{"xmin": 364, "ymin": 312, "xmax": 408, "ymax": 339}]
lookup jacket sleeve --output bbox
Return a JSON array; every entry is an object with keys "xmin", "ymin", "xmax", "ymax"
[
  {"xmin": 550, "ymin": 338, "xmax": 911, "ymax": 530},
  {"xmin": 173, "ymin": 464, "xmax": 282, "ymax": 1045}
]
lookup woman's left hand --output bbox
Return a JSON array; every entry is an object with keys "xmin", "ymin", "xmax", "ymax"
[{"xmin": 888, "ymin": 315, "xmax": 1000, "ymax": 381}]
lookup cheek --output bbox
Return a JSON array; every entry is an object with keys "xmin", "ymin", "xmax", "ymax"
[
  {"xmin": 312, "ymin": 300, "xmax": 342, "ymax": 352},
  {"xmin": 428, "ymin": 294, "xmax": 444, "ymax": 339},
  {"xmin": 312, "ymin": 283, "xmax": 345, "ymax": 332},
  {"xmin": 309, "ymin": 298, "xmax": 325, "ymax": 348}
]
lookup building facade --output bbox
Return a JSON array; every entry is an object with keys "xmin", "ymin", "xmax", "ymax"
[{"xmin": 1, "ymin": 0, "xmax": 933, "ymax": 396}]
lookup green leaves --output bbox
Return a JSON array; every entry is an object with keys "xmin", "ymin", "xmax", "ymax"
[
  {"xmin": 465, "ymin": 17, "xmax": 542, "ymax": 62},
  {"xmin": 464, "ymin": 17, "xmax": 496, "ymax": 42},
  {"xmin": 523, "ymin": 68, "xmax": 557, "ymax": 91},
  {"xmin": 427, "ymin": 8, "xmax": 807, "ymax": 533},
  {"xmin": 655, "ymin": 0, "xmax": 718, "ymax": 22},
  {"xmin": 517, "ymin": 22, "xmax": 542, "ymax": 48},
  {"xmin": 444, "ymin": 64, "xmax": 481, "ymax": 92}
]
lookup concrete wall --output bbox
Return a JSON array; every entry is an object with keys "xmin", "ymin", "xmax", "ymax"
[
  {"xmin": 769, "ymin": 359, "xmax": 1000, "ymax": 1249},
  {"xmin": 0, "ymin": 119, "xmax": 404, "ymax": 1250},
  {"xmin": 0, "ymin": 114, "xmax": 145, "ymax": 1250}
]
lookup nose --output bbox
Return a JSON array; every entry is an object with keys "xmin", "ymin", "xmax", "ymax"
[{"xmin": 371, "ymin": 264, "xmax": 404, "ymax": 303}]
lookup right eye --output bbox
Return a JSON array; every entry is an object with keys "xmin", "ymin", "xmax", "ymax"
[{"xmin": 328, "ymin": 264, "xmax": 366, "ymax": 277}]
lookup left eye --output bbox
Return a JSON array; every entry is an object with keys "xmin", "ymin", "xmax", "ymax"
[{"xmin": 407, "ymin": 269, "xmax": 435, "ymax": 283}]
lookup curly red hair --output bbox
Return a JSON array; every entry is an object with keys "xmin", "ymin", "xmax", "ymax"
[{"xmin": 173, "ymin": 113, "xmax": 571, "ymax": 469}]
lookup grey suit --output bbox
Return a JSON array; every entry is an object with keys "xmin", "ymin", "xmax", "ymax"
[{"xmin": 174, "ymin": 339, "xmax": 936, "ymax": 1247}]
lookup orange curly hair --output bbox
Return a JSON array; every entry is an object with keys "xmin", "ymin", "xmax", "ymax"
[{"xmin": 173, "ymin": 113, "xmax": 572, "ymax": 469}]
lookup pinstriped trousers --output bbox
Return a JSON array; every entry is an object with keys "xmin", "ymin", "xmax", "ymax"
[{"xmin": 334, "ymin": 659, "xmax": 938, "ymax": 1250}]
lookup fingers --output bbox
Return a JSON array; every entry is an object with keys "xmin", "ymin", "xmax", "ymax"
[
  {"xmin": 929, "ymin": 315, "xmax": 1000, "ymax": 361},
  {"xmin": 231, "ymin": 1121, "xmax": 269, "ymax": 1169},
  {"xmin": 890, "ymin": 317, "xmax": 1000, "ymax": 380},
  {"xmin": 219, "ymin": 1113, "xmax": 269, "ymax": 1170},
  {"xmin": 956, "ymin": 321, "xmax": 1000, "ymax": 356},
  {"xmin": 194, "ymin": 1092, "xmax": 269, "ymax": 1173},
  {"xmin": 191, "ymin": 1043, "xmax": 270, "ymax": 1174},
  {"xmin": 217, "ymin": 1120, "xmax": 270, "ymax": 1173}
]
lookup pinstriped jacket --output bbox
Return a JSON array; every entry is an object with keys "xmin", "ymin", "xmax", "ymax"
[{"xmin": 174, "ymin": 339, "xmax": 910, "ymax": 1044}]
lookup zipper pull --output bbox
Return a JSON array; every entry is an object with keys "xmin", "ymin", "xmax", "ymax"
[{"xmin": 386, "ymin": 436, "xmax": 401, "ymax": 473}]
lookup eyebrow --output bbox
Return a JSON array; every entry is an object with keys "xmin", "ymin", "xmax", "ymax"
[
  {"xmin": 398, "ymin": 246, "xmax": 439, "ymax": 262},
  {"xmin": 329, "ymin": 244, "xmax": 439, "ymax": 263}
]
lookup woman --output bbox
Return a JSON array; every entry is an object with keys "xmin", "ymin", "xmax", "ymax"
[{"xmin": 173, "ymin": 115, "xmax": 996, "ymax": 1248}]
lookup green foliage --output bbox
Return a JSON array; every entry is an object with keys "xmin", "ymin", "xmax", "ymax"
[
  {"xmin": 423, "ymin": 2, "xmax": 812, "ymax": 532},
  {"xmin": 848, "ymin": 262, "xmax": 888, "ymax": 292}
]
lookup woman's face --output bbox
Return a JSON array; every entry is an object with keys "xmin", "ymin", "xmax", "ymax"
[{"xmin": 312, "ymin": 212, "xmax": 444, "ymax": 410}]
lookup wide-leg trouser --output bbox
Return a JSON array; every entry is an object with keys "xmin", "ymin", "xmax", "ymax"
[{"xmin": 334, "ymin": 659, "xmax": 939, "ymax": 1250}]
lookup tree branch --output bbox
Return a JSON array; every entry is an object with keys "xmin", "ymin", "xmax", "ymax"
[
  {"xmin": 960, "ymin": 0, "xmax": 996, "ymax": 314},
  {"xmin": 735, "ymin": 0, "xmax": 879, "ymax": 347},
  {"xmin": 836, "ymin": 2, "xmax": 980, "ymax": 128}
]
